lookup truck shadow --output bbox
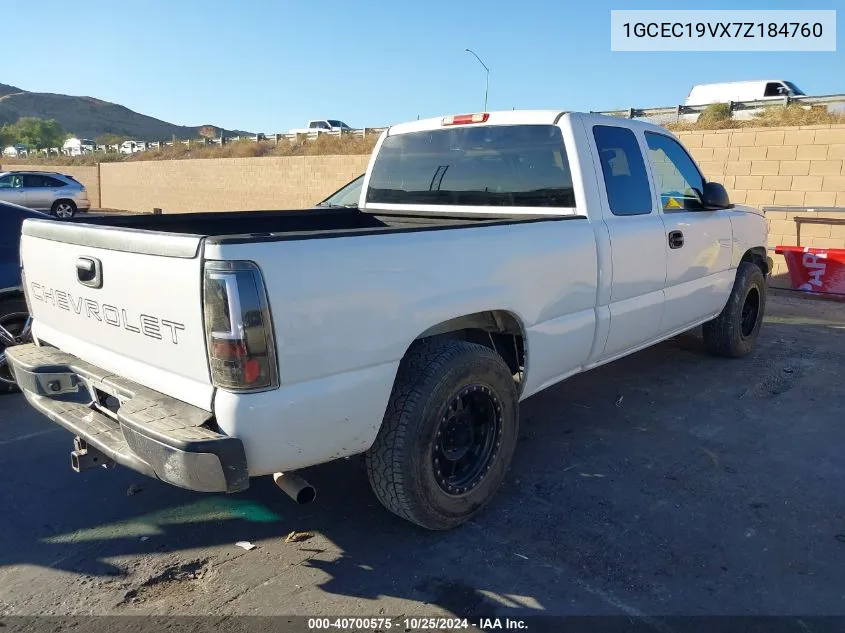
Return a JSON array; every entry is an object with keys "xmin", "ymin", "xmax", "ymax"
[{"xmin": 2, "ymin": 312, "xmax": 845, "ymax": 617}]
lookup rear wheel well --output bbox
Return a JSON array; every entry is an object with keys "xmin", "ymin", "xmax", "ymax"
[
  {"xmin": 741, "ymin": 247, "xmax": 769, "ymax": 275},
  {"xmin": 412, "ymin": 310, "xmax": 527, "ymax": 392}
]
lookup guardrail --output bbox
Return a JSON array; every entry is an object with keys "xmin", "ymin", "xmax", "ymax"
[
  {"xmin": 593, "ymin": 93, "xmax": 845, "ymax": 120},
  {"xmin": 5, "ymin": 127, "xmax": 389, "ymax": 158}
]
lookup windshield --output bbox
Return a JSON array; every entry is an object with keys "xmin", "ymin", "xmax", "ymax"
[
  {"xmin": 318, "ymin": 175, "xmax": 364, "ymax": 207},
  {"xmin": 366, "ymin": 124, "xmax": 575, "ymax": 208},
  {"xmin": 784, "ymin": 81, "xmax": 805, "ymax": 96},
  {"xmin": 327, "ymin": 120, "xmax": 347, "ymax": 128}
]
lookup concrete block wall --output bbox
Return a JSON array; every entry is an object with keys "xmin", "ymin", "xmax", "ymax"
[
  {"xmin": 0, "ymin": 164, "xmax": 101, "ymax": 207},
  {"xmin": 6, "ymin": 125, "xmax": 844, "ymax": 216},
  {"xmin": 99, "ymin": 155, "xmax": 371, "ymax": 213},
  {"xmin": 678, "ymin": 125, "xmax": 845, "ymax": 208},
  {"xmin": 674, "ymin": 125, "xmax": 845, "ymax": 291}
]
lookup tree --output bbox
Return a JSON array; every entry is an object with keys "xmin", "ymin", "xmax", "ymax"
[
  {"xmin": 1, "ymin": 117, "xmax": 68, "ymax": 148},
  {"xmin": 0, "ymin": 124, "xmax": 13, "ymax": 147},
  {"xmin": 96, "ymin": 133, "xmax": 129, "ymax": 146},
  {"xmin": 198, "ymin": 126, "xmax": 219, "ymax": 139}
]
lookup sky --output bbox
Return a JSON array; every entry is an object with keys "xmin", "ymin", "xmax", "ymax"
[{"xmin": 4, "ymin": 0, "xmax": 843, "ymax": 133}]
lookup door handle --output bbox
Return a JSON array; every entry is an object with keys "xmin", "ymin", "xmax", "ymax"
[{"xmin": 668, "ymin": 230, "xmax": 684, "ymax": 249}]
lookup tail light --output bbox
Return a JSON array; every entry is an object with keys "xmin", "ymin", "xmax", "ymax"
[{"xmin": 203, "ymin": 261, "xmax": 278, "ymax": 391}]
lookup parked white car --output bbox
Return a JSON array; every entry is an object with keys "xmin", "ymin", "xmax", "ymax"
[
  {"xmin": 289, "ymin": 119, "xmax": 353, "ymax": 134},
  {"xmin": 119, "ymin": 140, "xmax": 144, "ymax": 154},
  {"xmin": 2, "ymin": 144, "xmax": 28, "ymax": 158},
  {"xmin": 62, "ymin": 138, "xmax": 96, "ymax": 156},
  {"xmin": 9, "ymin": 110, "xmax": 769, "ymax": 530}
]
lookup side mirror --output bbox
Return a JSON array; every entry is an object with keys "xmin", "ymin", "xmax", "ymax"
[{"xmin": 701, "ymin": 181, "xmax": 731, "ymax": 209}]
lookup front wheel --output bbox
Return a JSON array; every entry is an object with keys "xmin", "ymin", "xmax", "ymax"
[
  {"xmin": 702, "ymin": 261, "xmax": 767, "ymax": 358},
  {"xmin": 366, "ymin": 339, "xmax": 519, "ymax": 530},
  {"xmin": 51, "ymin": 200, "xmax": 77, "ymax": 219}
]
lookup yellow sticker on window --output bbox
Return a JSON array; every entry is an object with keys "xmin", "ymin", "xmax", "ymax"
[{"xmin": 665, "ymin": 197, "xmax": 682, "ymax": 209}]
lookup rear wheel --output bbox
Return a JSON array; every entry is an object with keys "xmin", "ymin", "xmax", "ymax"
[
  {"xmin": 51, "ymin": 199, "xmax": 76, "ymax": 218},
  {"xmin": 0, "ymin": 299, "xmax": 31, "ymax": 394},
  {"xmin": 702, "ymin": 261, "xmax": 766, "ymax": 358},
  {"xmin": 366, "ymin": 339, "xmax": 519, "ymax": 530}
]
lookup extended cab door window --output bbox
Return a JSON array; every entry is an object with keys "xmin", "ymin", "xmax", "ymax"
[
  {"xmin": 644, "ymin": 133, "xmax": 705, "ymax": 211},
  {"xmin": 592, "ymin": 126, "xmax": 652, "ymax": 216}
]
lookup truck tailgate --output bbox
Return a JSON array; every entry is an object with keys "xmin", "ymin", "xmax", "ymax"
[{"xmin": 20, "ymin": 219, "xmax": 213, "ymax": 410}]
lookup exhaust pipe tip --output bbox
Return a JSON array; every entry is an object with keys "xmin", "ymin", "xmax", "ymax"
[{"xmin": 273, "ymin": 472, "xmax": 316, "ymax": 504}]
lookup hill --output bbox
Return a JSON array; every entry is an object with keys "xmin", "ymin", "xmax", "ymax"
[
  {"xmin": 0, "ymin": 83, "xmax": 251, "ymax": 140},
  {"xmin": 0, "ymin": 83, "xmax": 23, "ymax": 98}
]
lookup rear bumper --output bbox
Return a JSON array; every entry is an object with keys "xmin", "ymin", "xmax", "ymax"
[
  {"xmin": 6, "ymin": 343, "xmax": 248, "ymax": 493},
  {"xmin": 76, "ymin": 198, "xmax": 92, "ymax": 211}
]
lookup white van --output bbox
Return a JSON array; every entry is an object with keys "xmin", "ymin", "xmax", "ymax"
[
  {"xmin": 685, "ymin": 80, "xmax": 805, "ymax": 106},
  {"xmin": 119, "ymin": 140, "xmax": 143, "ymax": 154},
  {"xmin": 62, "ymin": 138, "xmax": 96, "ymax": 156}
]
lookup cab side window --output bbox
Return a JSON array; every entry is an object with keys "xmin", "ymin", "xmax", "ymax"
[
  {"xmin": 764, "ymin": 82, "xmax": 788, "ymax": 97},
  {"xmin": 592, "ymin": 125, "xmax": 652, "ymax": 216},
  {"xmin": 644, "ymin": 132, "xmax": 705, "ymax": 211}
]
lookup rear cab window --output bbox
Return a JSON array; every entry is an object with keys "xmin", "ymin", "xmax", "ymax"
[{"xmin": 366, "ymin": 124, "xmax": 575, "ymax": 209}]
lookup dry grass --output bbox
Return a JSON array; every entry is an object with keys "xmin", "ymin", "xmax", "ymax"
[
  {"xmin": 665, "ymin": 104, "xmax": 845, "ymax": 131},
  {"xmin": 2, "ymin": 134, "xmax": 380, "ymax": 166}
]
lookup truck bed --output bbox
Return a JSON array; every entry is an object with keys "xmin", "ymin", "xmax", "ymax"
[{"xmin": 80, "ymin": 208, "xmax": 577, "ymax": 243}]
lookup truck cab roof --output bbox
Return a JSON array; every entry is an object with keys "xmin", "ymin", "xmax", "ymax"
[{"xmin": 386, "ymin": 110, "xmax": 669, "ymax": 136}]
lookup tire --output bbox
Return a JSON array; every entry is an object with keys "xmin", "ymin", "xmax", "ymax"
[
  {"xmin": 51, "ymin": 199, "xmax": 76, "ymax": 219},
  {"xmin": 0, "ymin": 299, "xmax": 30, "ymax": 394},
  {"xmin": 366, "ymin": 339, "xmax": 519, "ymax": 530},
  {"xmin": 702, "ymin": 261, "xmax": 766, "ymax": 358}
]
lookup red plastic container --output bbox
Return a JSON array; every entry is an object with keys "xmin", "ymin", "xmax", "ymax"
[{"xmin": 775, "ymin": 245, "xmax": 845, "ymax": 295}]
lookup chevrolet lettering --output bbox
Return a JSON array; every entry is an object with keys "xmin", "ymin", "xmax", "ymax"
[{"xmin": 29, "ymin": 282, "xmax": 186, "ymax": 344}]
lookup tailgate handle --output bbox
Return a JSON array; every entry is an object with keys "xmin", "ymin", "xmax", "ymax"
[{"xmin": 76, "ymin": 257, "xmax": 103, "ymax": 289}]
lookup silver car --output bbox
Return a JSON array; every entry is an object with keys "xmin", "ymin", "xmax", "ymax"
[{"xmin": 0, "ymin": 171, "xmax": 91, "ymax": 218}]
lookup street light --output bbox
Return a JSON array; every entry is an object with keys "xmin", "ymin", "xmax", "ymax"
[{"xmin": 464, "ymin": 48, "xmax": 489, "ymax": 111}]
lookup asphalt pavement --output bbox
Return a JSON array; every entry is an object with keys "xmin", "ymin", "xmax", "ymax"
[{"xmin": 1, "ymin": 293, "xmax": 844, "ymax": 624}]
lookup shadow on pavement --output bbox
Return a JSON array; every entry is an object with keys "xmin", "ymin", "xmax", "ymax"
[{"xmin": 2, "ymin": 310, "xmax": 845, "ymax": 617}]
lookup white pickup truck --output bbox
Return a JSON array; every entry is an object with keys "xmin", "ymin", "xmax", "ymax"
[
  {"xmin": 8, "ymin": 110, "xmax": 770, "ymax": 530},
  {"xmin": 289, "ymin": 119, "xmax": 353, "ymax": 134}
]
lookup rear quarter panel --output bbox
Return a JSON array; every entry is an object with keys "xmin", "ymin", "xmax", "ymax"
[{"xmin": 205, "ymin": 219, "xmax": 600, "ymax": 474}]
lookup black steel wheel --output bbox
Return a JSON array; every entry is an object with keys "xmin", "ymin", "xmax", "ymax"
[
  {"xmin": 703, "ymin": 261, "xmax": 766, "ymax": 358},
  {"xmin": 366, "ymin": 339, "xmax": 519, "ymax": 530},
  {"xmin": 433, "ymin": 385, "xmax": 502, "ymax": 496},
  {"xmin": 740, "ymin": 287, "xmax": 761, "ymax": 339}
]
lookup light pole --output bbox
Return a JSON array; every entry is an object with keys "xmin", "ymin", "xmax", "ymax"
[{"xmin": 464, "ymin": 48, "xmax": 489, "ymax": 111}]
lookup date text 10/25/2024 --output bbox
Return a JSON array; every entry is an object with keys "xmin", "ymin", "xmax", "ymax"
[{"xmin": 306, "ymin": 617, "xmax": 528, "ymax": 630}]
